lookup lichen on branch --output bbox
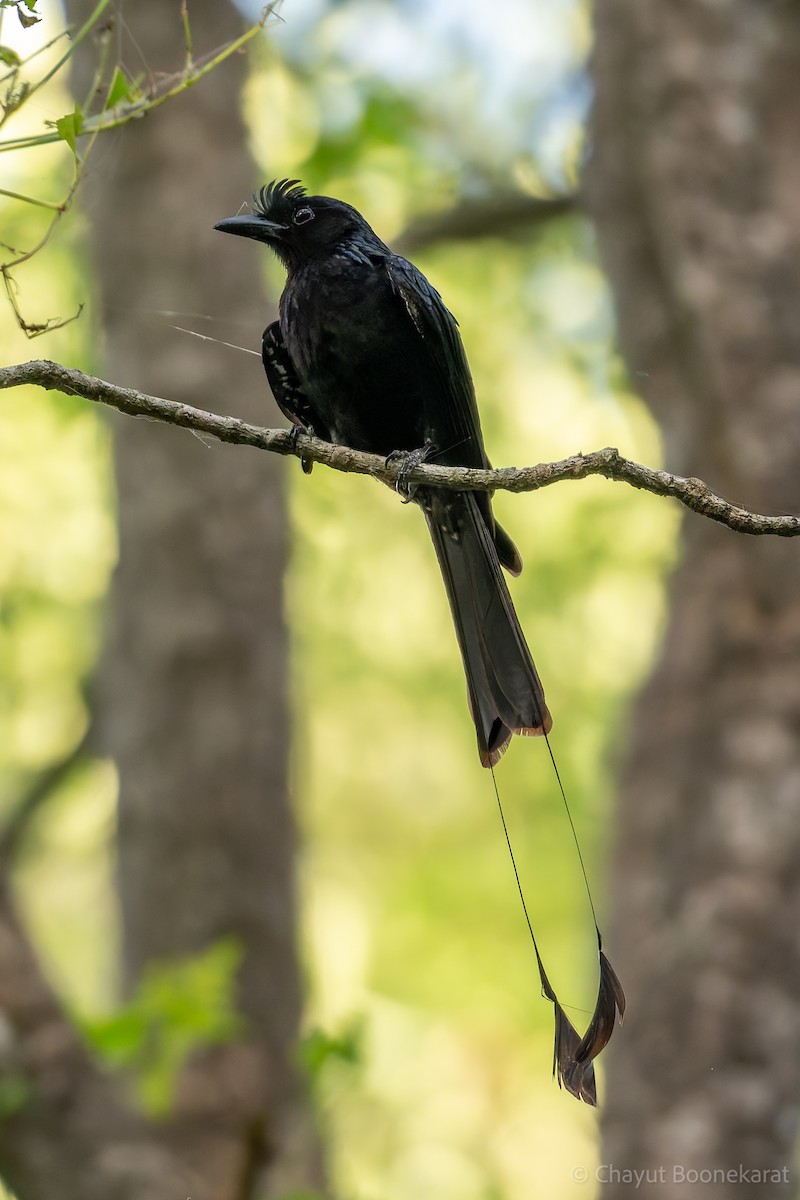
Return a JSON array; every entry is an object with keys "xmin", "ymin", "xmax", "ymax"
[{"xmin": 2, "ymin": 358, "xmax": 798, "ymax": 538}]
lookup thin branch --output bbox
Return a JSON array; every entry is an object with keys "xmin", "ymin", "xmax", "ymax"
[
  {"xmin": 2, "ymin": 358, "xmax": 798, "ymax": 538},
  {"xmin": 397, "ymin": 192, "xmax": 578, "ymax": 254},
  {"xmin": 0, "ymin": 730, "xmax": 91, "ymax": 864},
  {"xmin": 1, "ymin": 4, "xmax": 277, "ymax": 334},
  {"xmin": 0, "ymin": 187, "xmax": 63, "ymax": 210},
  {"xmin": 0, "ymin": 4, "xmax": 276, "ymax": 154},
  {"xmin": 10, "ymin": 0, "xmax": 112, "ymax": 111}
]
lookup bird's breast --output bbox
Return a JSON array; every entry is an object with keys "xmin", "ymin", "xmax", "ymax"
[{"xmin": 280, "ymin": 257, "xmax": 438, "ymax": 455}]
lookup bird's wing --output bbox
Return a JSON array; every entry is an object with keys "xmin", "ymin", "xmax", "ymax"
[
  {"xmin": 384, "ymin": 255, "xmax": 522, "ymax": 574},
  {"xmin": 384, "ymin": 255, "xmax": 489, "ymax": 472},
  {"xmin": 262, "ymin": 320, "xmax": 328, "ymax": 438},
  {"xmin": 263, "ymin": 320, "xmax": 330, "ymax": 473}
]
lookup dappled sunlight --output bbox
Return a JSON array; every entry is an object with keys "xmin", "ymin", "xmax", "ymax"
[
  {"xmin": 318, "ymin": 991, "xmax": 602, "ymax": 1199},
  {"xmin": 306, "ymin": 876, "xmax": 373, "ymax": 1024},
  {"xmin": 246, "ymin": 61, "xmax": 320, "ymax": 171},
  {"xmin": 0, "ymin": 379, "xmax": 119, "ymax": 1018},
  {"xmin": 1, "ymin": 16, "xmax": 120, "ymax": 1023},
  {"xmin": 15, "ymin": 760, "xmax": 120, "ymax": 1014}
]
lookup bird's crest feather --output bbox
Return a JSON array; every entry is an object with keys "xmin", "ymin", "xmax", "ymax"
[{"xmin": 253, "ymin": 179, "xmax": 307, "ymax": 220}]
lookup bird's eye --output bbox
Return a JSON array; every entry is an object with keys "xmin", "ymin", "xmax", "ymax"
[{"xmin": 292, "ymin": 206, "xmax": 315, "ymax": 226}]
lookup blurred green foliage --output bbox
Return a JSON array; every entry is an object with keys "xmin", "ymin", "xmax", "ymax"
[
  {"xmin": 1, "ymin": 3, "xmax": 679, "ymax": 1199},
  {"xmin": 0, "ymin": 4, "xmax": 119, "ymax": 1026},
  {"xmin": 300, "ymin": 1019, "xmax": 364, "ymax": 1080},
  {"xmin": 83, "ymin": 937, "xmax": 243, "ymax": 1117},
  {"xmin": 0, "ymin": 1075, "xmax": 31, "ymax": 1120}
]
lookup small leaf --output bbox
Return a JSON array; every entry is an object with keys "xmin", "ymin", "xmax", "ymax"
[
  {"xmin": 298, "ymin": 1021, "xmax": 363, "ymax": 1079},
  {"xmin": 55, "ymin": 105, "xmax": 84, "ymax": 155},
  {"xmin": 104, "ymin": 65, "xmax": 131, "ymax": 110},
  {"xmin": 0, "ymin": 44, "xmax": 21, "ymax": 66},
  {"xmin": 2, "ymin": 78, "xmax": 29, "ymax": 118},
  {"xmin": 82, "ymin": 937, "xmax": 244, "ymax": 1119},
  {"xmin": 83, "ymin": 1007, "xmax": 150, "ymax": 1067},
  {"xmin": 17, "ymin": 4, "xmax": 40, "ymax": 27}
]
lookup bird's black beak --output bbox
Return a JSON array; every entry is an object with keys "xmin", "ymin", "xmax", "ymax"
[{"xmin": 214, "ymin": 214, "xmax": 288, "ymax": 242}]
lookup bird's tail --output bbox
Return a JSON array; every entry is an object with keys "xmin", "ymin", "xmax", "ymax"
[{"xmin": 423, "ymin": 490, "xmax": 552, "ymax": 766}]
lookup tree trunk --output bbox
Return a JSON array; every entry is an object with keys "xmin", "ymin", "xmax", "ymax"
[
  {"xmin": 72, "ymin": 2, "xmax": 324, "ymax": 1194},
  {"xmin": 588, "ymin": 1, "xmax": 800, "ymax": 1193}
]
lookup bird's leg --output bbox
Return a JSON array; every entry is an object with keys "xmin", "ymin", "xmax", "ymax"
[
  {"xmin": 288, "ymin": 421, "xmax": 314, "ymax": 475},
  {"xmin": 386, "ymin": 440, "xmax": 438, "ymax": 502}
]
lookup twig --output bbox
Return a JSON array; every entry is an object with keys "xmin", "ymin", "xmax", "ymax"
[
  {"xmin": 2, "ymin": 358, "xmax": 798, "ymax": 538},
  {"xmin": 1, "ymin": 4, "xmax": 277, "ymax": 334},
  {"xmin": 0, "ymin": 4, "xmax": 276, "ymax": 154},
  {"xmin": 0, "ymin": 731, "xmax": 91, "ymax": 864}
]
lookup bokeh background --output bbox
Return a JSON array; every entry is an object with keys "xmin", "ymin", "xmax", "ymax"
[{"xmin": 3, "ymin": 1, "xmax": 798, "ymax": 1198}]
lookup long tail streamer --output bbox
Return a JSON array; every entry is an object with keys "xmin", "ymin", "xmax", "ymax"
[{"xmin": 490, "ymin": 743, "xmax": 625, "ymax": 1105}]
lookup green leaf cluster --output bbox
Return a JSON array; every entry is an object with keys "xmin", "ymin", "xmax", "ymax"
[
  {"xmin": 299, "ymin": 1019, "xmax": 364, "ymax": 1082},
  {"xmin": 83, "ymin": 938, "xmax": 244, "ymax": 1118}
]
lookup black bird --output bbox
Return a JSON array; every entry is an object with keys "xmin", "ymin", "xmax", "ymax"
[
  {"xmin": 215, "ymin": 180, "xmax": 625, "ymax": 1103},
  {"xmin": 215, "ymin": 179, "xmax": 552, "ymax": 768}
]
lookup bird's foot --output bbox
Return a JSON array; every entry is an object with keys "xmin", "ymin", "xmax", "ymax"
[
  {"xmin": 386, "ymin": 441, "xmax": 437, "ymax": 502},
  {"xmin": 289, "ymin": 423, "xmax": 314, "ymax": 475}
]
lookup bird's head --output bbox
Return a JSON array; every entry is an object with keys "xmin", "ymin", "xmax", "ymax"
[{"xmin": 214, "ymin": 179, "xmax": 380, "ymax": 271}]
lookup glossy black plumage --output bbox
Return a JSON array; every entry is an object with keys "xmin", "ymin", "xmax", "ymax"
[
  {"xmin": 215, "ymin": 179, "xmax": 552, "ymax": 765},
  {"xmin": 215, "ymin": 180, "xmax": 625, "ymax": 1103}
]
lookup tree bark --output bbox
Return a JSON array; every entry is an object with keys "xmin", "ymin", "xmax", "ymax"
[
  {"xmin": 588, "ymin": 1, "xmax": 800, "ymax": 1193},
  {"xmin": 70, "ymin": 2, "xmax": 324, "ymax": 1195},
  {"xmin": 0, "ymin": 867, "xmax": 202, "ymax": 1200}
]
